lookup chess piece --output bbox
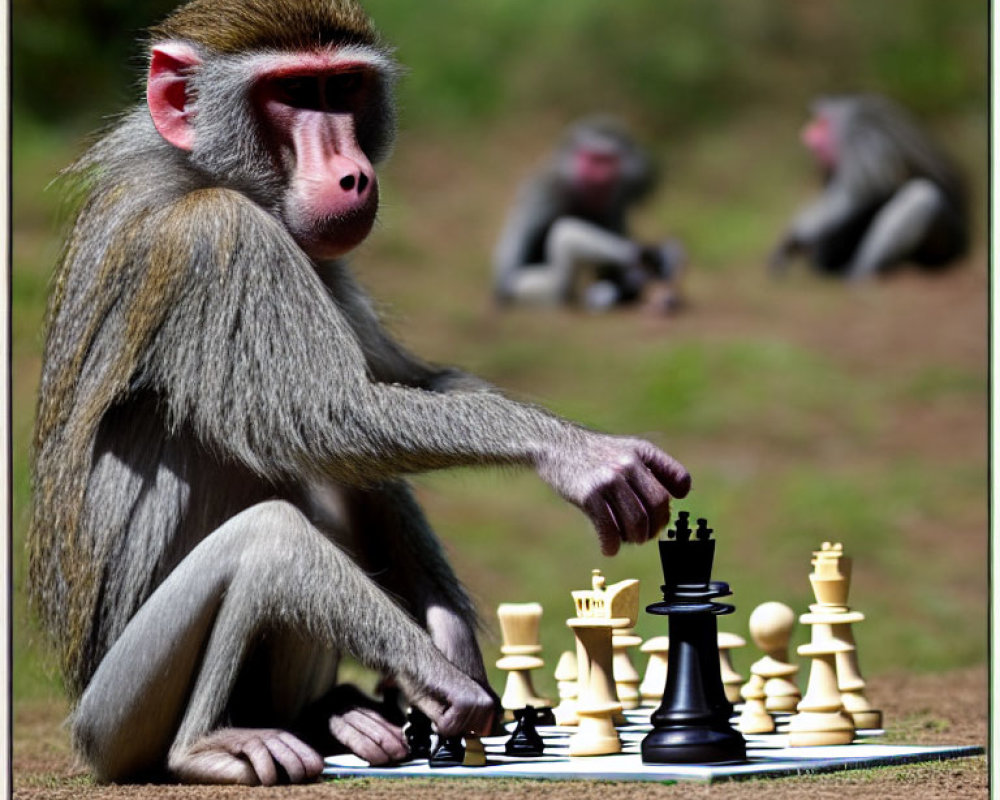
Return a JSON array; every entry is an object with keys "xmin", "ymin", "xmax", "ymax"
[
  {"xmin": 639, "ymin": 636, "xmax": 669, "ymax": 706},
  {"xmin": 737, "ymin": 673, "xmax": 775, "ymax": 734},
  {"xmin": 612, "ymin": 626, "xmax": 643, "ymax": 710},
  {"xmin": 535, "ymin": 707, "xmax": 557, "ymax": 726},
  {"xmin": 837, "ymin": 624, "xmax": 882, "ymax": 730},
  {"xmin": 566, "ymin": 569, "xmax": 637, "ymax": 756},
  {"xmin": 429, "ymin": 735, "xmax": 465, "ymax": 767},
  {"xmin": 787, "ymin": 543, "xmax": 857, "ymax": 747},
  {"xmin": 819, "ymin": 545, "xmax": 882, "ymax": 730},
  {"xmin": 552, "ymin": 650, "xmax": 579, "ymax": 726},
  {"xmin": 717, "ymin": 631, "xmax": 746, "ymax": 705},
  {"xmin": 641, "ymin": 513, "xmax": 747, "ymax": 764},
  {"xmin": 462, "ymin": 735, "xmax": 487, "ymax": 767},
  {"xmin": 807, "ymin": 542, "xmax": 881, "ymax": 729},
  {"xmin": 404, "ymin": 707, "xmax": 432, "ymax": 759},
  {"xmin": 788, "ymin": 636, "xmax": 855, "ymax": 746},
  {"xmin": 746, "ymin": 601, "xmax": 801, "ymax": 713},
  {"xmin": 496, "ymin": 602, "xmax": 551, "ymax": 720},
  {"xmin": 505, "ymin": 706, "xmax": 545, "ymax": 757}
]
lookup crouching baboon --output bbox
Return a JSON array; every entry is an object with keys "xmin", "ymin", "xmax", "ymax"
[
  {"xmin": 493, "ymin": 116, "xmax": 685, "ymax": 312},
  {"xmin": 27, "ymin": 0, "xmax": 691, "ymax": 786},
  {"xmin": 770, "ymin": 94, "xmax": 968, "ymax": 281}
]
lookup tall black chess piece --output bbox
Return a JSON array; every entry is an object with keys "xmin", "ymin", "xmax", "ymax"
[{"xmin": 641, "ymin": 512, "xmax": 747, "ymax": 764}]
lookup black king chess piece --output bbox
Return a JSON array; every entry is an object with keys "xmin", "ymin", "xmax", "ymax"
[{"xmin": 641, "ymin": 512, "xmax": 747, "ymax": 764}]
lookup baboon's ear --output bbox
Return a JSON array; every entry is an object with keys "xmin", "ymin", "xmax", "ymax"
[{"xmin": 147, "ymin": 42, "xmax": 201, "ymax": 151}]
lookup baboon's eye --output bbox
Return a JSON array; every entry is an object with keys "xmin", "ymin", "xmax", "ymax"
[
  {"xmin": 274, "ymin": 76, "xmax": 322, "ymax": 110},
  {"xmin": 325, "ymin": 71, "xmax": 367, "ymax": 112}
]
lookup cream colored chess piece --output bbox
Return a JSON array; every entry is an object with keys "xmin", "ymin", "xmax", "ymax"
[
  {"xmin": 462, "ymin": 735, "xmax": 486, "ymax": 767},
  {"xmin": 566, "ymin": 570, "xmax": 637, "ymax": 756},
  {"xmin": 496, "ymin": 603, "xmax": 550, "ymax": 719},
  {"xmin": 639, "ymin": 636, "xmax": 669, "ymax": 706},
  {"xmin": 612, "ymin": 625, "xmax": 643, "ymax": 710},
  {"xmin": 837, "ymin": 624, "xmax": 882, "ymax": 730},
  {"xmin": 737, "ymin": 673, "xmax": 775, "ymax": 734},
  {"xmin": 822, "ymin": 547, "xmax": 882, "ymax": 730},
  {"xmin": 553, "ymin": 650, "xmax": 579, "ymax": 726},
  {"xmin": 718, "ymin": 631, "xmax": 746, "ymax": 705},
  {"xmin": 746, "ymin": 601, "xmax": 801, "ymax": 713},
  {"xmin": 788, "ymin": 543, "xmax": 857, "ymax": 747}
]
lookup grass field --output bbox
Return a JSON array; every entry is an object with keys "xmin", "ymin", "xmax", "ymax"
[
  {"xmin": 12, "ymin": 110, "xmax": 987, "ymax": 704},
  {"xmin": 10, "ymin": 4, "xmax": 988, "ymax": 794}
]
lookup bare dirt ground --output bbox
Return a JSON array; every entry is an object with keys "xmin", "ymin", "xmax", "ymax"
[{"xmin": 13, "ymin": 665, "xmax": 987, "ymax": 800}]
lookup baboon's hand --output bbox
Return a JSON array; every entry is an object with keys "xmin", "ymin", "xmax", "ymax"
[
  {"xmin": 169, "ymin": 728, "xmax": 323, "ymax": 785},
  {"xmin": 328, "ymin": 706, "xmax": 409, "ymax": 766},
  {"xmin": 397, "ymin": 663, "xmax": 496, "ymax": 739},
  {"xmin": 768, "ymin": 234, "xmax": 798, "ymax": 276},
  {"xmin": 537, "ymin": 433, "xmax": 691, "ymax": 556}
]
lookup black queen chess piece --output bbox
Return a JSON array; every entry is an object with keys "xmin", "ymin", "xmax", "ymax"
[{"xmin": 641, "ymin": 512, "xmax": 747, "ymax": 764}]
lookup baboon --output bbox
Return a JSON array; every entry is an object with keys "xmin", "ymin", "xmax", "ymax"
[
  {"xmin": 28, "ymin": 0, "xmax": 691, "ymax": 785},
  {"xmin": 770, "ymin": 94, "xmax": 968, "ymax": 281},
  {"xmin": 493, "ymin": 116, "xmax": 685, "ymax": 312}
]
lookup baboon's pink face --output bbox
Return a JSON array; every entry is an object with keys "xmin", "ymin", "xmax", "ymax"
[
  {"xmin": 254, "ymin": 57, "xmax": 380, "ymax": 259},
  {"xmin": 148, "ymin": 45, "xmax": 386, "ymax": 260},
  {"xmin": 801, "ymin": 114, "xmax": 837, "ymax": 169}
]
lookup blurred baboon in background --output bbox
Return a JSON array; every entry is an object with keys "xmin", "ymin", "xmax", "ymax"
[
  {"xmin": 770, "ymin": 94, "xmax": 968, "ymax": 281},
  {"xmin": 493, "ymin": 116, "xmax": 685, "ymax": 312}
]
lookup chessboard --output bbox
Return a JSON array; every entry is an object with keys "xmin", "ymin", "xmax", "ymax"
[
  {"xmin": 326, "ymin": 527, "xmax": 984, "ymax": 783},
  {"xmin": 322, "ymin": 709, "xmax": 982, "ymax": 784}
]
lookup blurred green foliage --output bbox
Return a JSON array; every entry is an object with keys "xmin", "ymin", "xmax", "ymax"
[{"xmin": 14, "ymin": 0, "xmax": 987, "ymax": 132}]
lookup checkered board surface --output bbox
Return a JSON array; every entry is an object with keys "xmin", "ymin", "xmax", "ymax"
[{"xmin": 322, "ymin": 709, "xmax": 982, "ymax": 783}]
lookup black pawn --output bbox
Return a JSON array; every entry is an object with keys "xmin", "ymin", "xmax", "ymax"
[
  {"xmin": 429, "ymin": 735, "xmax": 465, "ymax": 767},
  {"xmin": 505, "ymin": 706, "xmax": 545, "ymax": 757},
  {"xmin": 535, "ymin": 707, "xmax": 557, "ymax": 727},
  {"xmin": 404, "ymin": 708, "xmax": 432, "ymax": 760}
]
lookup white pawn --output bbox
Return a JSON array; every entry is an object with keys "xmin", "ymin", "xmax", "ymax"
[
  {"xmin": 462, "ymin": 735, "xmax": 486, "ymax": 767},
  {"xmin": 553, "ymin": 650, "xmax": 579, "ymax": 726},
  {"xmin": 718, "ymin": 631, "xmax": 746, "ymax": 705},
  {"xmin": 612, "ymin": 626, "xmax": 643, "ymax": 710},
  {"xmin": 639, "ymin": 636, "xmax": 669, "ymax": 706},
  {"xmin": 737, "ymin": 673, "xmax": 774, "ymax": 734},
  {"xmin": 746, "ymin": 602, "xmax": 801, "ymax": 713}
]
